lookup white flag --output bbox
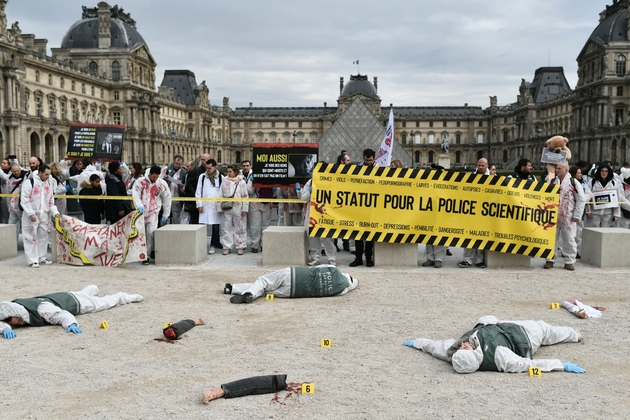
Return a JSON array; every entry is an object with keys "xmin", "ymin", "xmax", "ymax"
[{"xmin": 375, "ymin": 108, "xmax": 394, "ymax": 167}]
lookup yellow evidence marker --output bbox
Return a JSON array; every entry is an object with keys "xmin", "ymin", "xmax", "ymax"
[
  {"xmin": 266, "ymin": 294, "xmax": 275, "ymax": 301},
  {"xmin": 99, "ymin": 320, "xmax": 109, "ymax": 329},
  {"xmin": 321, "ymin": 338, "xmax": 332, "ymax": 348},
  {"xmin": 163, "ymin": 322, "xmax": 172, "ymax": 329},
  {"xmin": 550, "ymin": 302, "xmax": 560, "ymax": 310},
  {"xmin": 528, "ymin": 367, "xmax": 542, "ymax": 377},
  {"xmin": 301, "ymin": 383, "xmax": 315, "ymax": 394}
]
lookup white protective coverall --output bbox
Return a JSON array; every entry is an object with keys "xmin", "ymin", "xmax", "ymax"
[
  {"xmin": 277, "ymin": 187, "xmax": 303, "ymax": 226},
  {"xmin": 301, "ymin": 179, "xmax": 336, "ymax": 265},
  {"xmin": 196, "ymin": 171, "xmax": 222, "ymax": 225},
  {"xmin": 0, "ymin": 285, "xmax": 143, "ymax": 335},
  {"xmin": 162, "ymin": 164, "xmax": 184, "ymax": 224},
  {"xmin": 230, "ymin": 265, "xmax": 358, "ymax": 301},
  {"xmin": 242, "ymin": 171, "xmax": 272, "ymax": 251},
  {"xmin": 132, "ymin": 176, "xmax": 171, "ymax": 257},
  {"xmin": 6, "ymin": 174, "xmax": 24, "ymax": 240},
  {"xmin": 217, "ymin": 176, "xmax": 248, "ymax": 250},
  {"xmin": 409, "ymin": 315, "xmax": 580, "ymax": 374},
  {"xmin": 20, "ymin": 175, "xmax": 59, "ymax": 265},
  {"xmin": 546, "ymin": 174, "xmax": 585, "ymax": 265},
  {"xmin": 76, "ymin": 163, "xmax": 106, "ymax": 194},
  {"xmin": 617, "ymin": 181, "xmax": 630, "ymax": 229}
]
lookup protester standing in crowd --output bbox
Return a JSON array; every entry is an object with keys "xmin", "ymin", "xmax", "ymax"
[
  {"xmin": 585, "ymin": 162, "xmax": 623, "ymax": 227},
  {"xmin": 49, "ymin": 162, "xmax": 71, "ymax": 216},
  {"xmin": 163, "ymin": 155, "xmax": 184, "ymax": 224},
  {"xmin": 508, "ymin": 158, "xmax": 537, "ymax": 181},
  {"xmin": 76, "ymin": 158, "xmax": 106, "ymax": 194},
  {"xmin": 196, "ymin": 159, "xmax": 223, "ymax": 254},
  {"xmin": 298, "ymin": 178, "xmax": 337, "ymax": 266},
  {"xmin": 350, "ymin": 149, "xmax": 376, "ymax": 267},
  {"xmin": 218, "ymin": 164, "xmax": 248, "ymax": 255},
  {"xmin": 457, "ymin": 158, "xmax": 489, "ymax": 269},
  {"xmin": 126, "ymin": 162, "xmax": 143, "ymax": 193},
  {"xmin": 337, "ymin": 152, "xmax": 352, "ymax": 252},
  {"xmin": 7, "ymin": 164, "xmax": 27, "ymax": 241},
  {"xmin": 0, "ymin": 158, "xmax": 12, "ymax": 223},
  {"xmin": 105, "ymin": 162, "xmax": 130, "ymax": 224},
  {"xmin": 241, "ymin": 160, "xmax": 272, "ymax": 253},
  {"xmin": 276, "ymin": 186, "xmax": 303, "ymax": 226},
  {"xmin": 569, "ymin": 166, "xmax": 592, "ymax": 258},
  {"xmin": 180, "ymin": 160, "xmax": 198, "ymax": 224},
  {"xmin": 489, "ymin": 164, "xmax": 497, "ymax": 176},
  {"xmin": 20, "ymin": 164, "xmax": 58, "ymax": 268},
  {"xmin": 133, "ymin": 166, "xmax": 171, "ymax": 265},
  {"xmin": 79, "ymin": 174, "xmax": 105, "ymax": 224}
]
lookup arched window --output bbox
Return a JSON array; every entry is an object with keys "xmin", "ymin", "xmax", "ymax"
[
  {"xmin": 616, "ymin": 55, "xmax": 626, "ymax": 76},
  {"xmin": 112, "ymin": 61, "xmax": 120, "ymax": 81},
  {"xmin": 89, "ymin": 61, "xmax": 98, "ymax": 74}
]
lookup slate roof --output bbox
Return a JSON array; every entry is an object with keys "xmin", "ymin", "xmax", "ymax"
[
  {"xmin": 160, "ymin": 70, "xmax": 199, "ymax": 106},
  {"xmin": 528, "ymin": 67, "xmax": 572, "ymax": 103},
  {"xmin": 61, "ymin": 18, "xmax": 146, "ymax": 50}
]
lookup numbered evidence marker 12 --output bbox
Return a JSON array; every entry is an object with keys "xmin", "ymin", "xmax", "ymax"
[
  {"xmin": 302, "ymin": 383, "xmax": 315, "ymax": 394},
  {"xmin": 99, "ymin": 320, "xmax": 109, "ymax": 329},
  {"xmin": 321, "ymin": 338, "xmax": 332, "ymax": 348},
  {"xmin": 528, "ymin": 367, "xmax": 542, "ymax": 377},
  {"xmin": 266, "ymin": 294, "xmax": 275, "ymax": 301},
  {"xmin": 550, "ymin": 302, "xmax": 560, "ymax": 310}
]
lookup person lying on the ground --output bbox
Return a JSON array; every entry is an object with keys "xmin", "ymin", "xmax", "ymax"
[
  {"xmin": 404, "ymin": 315, "xmax": 585, "ymax": 374},
  {"xmin": 0, "ymin": 285, "xmax": 143, "ymax": 339},
  {"xmin": 224, "ymin": 265, "xmax": 358, "ymax": 304},
  {"xmin": 202, "ymin": 374, "xmax": 288, "ymax": 404},
  {"xmin": 163, "ymin": 318, "xmax": 205, "ymax": 340}
]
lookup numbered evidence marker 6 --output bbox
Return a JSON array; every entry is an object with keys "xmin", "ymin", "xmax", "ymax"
[
  {"xmin": 302, "ymin": 383, "xmax": 315, "ymax": 394},
  {"xmin": 321, "ymin": 338, "xmax": 332, "ymax": 348},
  {"xmin": 266, "ymin": 294, "xmax": 275, "ymax": 301},
  {"xmin": 528, "ymin": 367, "xmax": 542, "ymax": 377},
  {"xmin": 99, "ymin": 320, "xmax": 109, "ymax": 329},
  {"xmin": 550, "ymin": 302, "xmax": 560, "ymax": 310}
]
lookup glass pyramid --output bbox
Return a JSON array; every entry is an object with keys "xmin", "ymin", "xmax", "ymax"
[{"xmin": 318, "ymin": 97, "xmax": 413, "ymax": 166}]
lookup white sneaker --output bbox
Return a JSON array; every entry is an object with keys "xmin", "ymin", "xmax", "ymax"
[
  {"xmin": 328, "ymin": 260, "xmax": 337, "ymax": 266},
  {"xmin": 30, "ymin": 262, "xmax": 40, "ymax": 268},
  {"xmin": 39, "ymin": 259, "xmax": 53, "ymax": 265},
  {"xmin": 208, "ymin": 247, "xmax": 215, "ymax": 254},
  {"xmin": 307, "ymin": 259, "xmax": 320, "ymax": 266}
]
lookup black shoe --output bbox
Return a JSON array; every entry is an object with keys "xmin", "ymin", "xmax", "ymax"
[
  {"xmin": 446, "ymin": 249, "xmax": 452, "ymax": 256},
  {"xmin": 366, "ymin": 260, "xmax": 374, "ymax": 267},
  {"xmin": 576, "ymin": 253, "xmax": 581, "ymax": 259},
  {"xmin": 224, "ymin": 283, "xmax": 232, "ymax": 294},
  {"xmin": 142, "ymin": 259, "xmax": 150, "ymax": 266},
  {"xmin": 215, "ymin": 244, "xmax": 224, "ymax": 249},
  {"xmin": 343, "ymin": 243, "xmax": 350, "ymax": 252},
  {"xmin": 421, "ymin": 260, "xmax": 435, "ymax": 267},
  {"xmin": 251, "ymin": 248, "xmax": 259, "ymax": 253},
  {"xmin": 321, "ymin": 249, "xmax": 326, "ymax": 256},
  {"xmin": 349, "ymin": 259, "xmax": 363, "ymax": 267},
  {"xmin": 230, "ymin": 293, "xmax": 253, "ymax": 304},
  {"xmin": 150, "ymin": 251, "xmax": 155, "ymax": 260},
  {"xmin": 475, "ymin": 262, "xmax": 486, "ymax": 269}
]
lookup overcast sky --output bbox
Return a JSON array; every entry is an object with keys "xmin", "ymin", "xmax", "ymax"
[{"xmin": 7, "ymin": 0, "xmax": 608, "ymax": 109}]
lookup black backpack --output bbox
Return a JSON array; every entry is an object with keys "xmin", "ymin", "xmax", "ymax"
[{"xmin": 18, "ymin": 178, "xmax": 35, "ymax": 211}]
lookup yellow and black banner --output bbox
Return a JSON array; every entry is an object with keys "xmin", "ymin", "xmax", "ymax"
[{"xmin": 309, "ymin": 163, "xmax": 560, "ymax": 258}]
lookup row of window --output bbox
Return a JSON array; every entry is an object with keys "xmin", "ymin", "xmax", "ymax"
[
  {"xmin": 34, "ymin": 70, "xmax": 123, "ymax": 102},
  {"xmin": 400, "ymin": 121, "xmax": 483, "ymax": 128},
  {"xmin": 232, "ymin": 132, "xmax": 318, "ymax": 144}
]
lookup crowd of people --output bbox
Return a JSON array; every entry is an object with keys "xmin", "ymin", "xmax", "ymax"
[{"xmin": 1, "ymin": 150, "xmax": 629, "ymax": 270}]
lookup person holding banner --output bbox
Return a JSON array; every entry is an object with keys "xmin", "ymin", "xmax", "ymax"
[
  {"xmin": 543, "ymin": 163, "xmax": 586, "ymax": 271},
  {"xmin": 350, "ymin": 149, "xmax": 377, "ymax": 267},
  {"xmin": 104, "ymin": 162, "xmax": 131, "ymax": 224},
  {"xmin": 457, "ymin": 158, "xmax": 490, "ymax": 268},
  {"xmin": 20, "ymin": 164, "xmax": 59, "ymax": 268},
  {"xmin": 298, "ymin": 179, "xmax": 337, "ymax": 266},
  {"xmin": 585, "ymin": 162, "xmax": 624, "ymax": 228},
  {"xmin": 133, "ymin": 166, "xmax": 172, "ymax": 265},
  {"xmin": 217, "ymin": 164, "xmax": 248, "ymax": 255},
  {"xmin": 404, "ymin": 315, "xmax": 584, "ymax": 375},
  {"xmin": 0, "ymin": 285, "xmax": 143, "ymax": 339}
]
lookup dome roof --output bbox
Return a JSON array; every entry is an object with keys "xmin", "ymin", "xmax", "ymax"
[
  {"xmin": 60, "ymin": 17, "xmax": 147, "ymax": 50},
  {"xmin": 589, "ymin": 2, "xmax": 629, "ymax": 45},
  {"xmin": 340, "ymin": 74, "xmax": 379, "ymax": 98}
]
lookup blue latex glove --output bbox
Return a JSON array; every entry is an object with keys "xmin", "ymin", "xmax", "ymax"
[
  {"xmin": 309, "ymin": 186, "xmax": 312, "ymax": 193},
  {"xmin": 67, "ymin": 324, "xmax": 82, "ymax": 334},
  {"xmin": 562, "ymin": 362, "xmax": 586, "ymax": 373},
  {"xmin": 161, "ymin": 216, "xmax": 168, "ymax": 224},
  {"xmin": 65, "ymin": 184, "xmax": 72, "ymax": 192},
  {"xmin": 295, "ymin": 183, "xmax": 301, "ymax": 192},
  {"xmin": 137, "ymin": 206, "xmax": 144, "ymax": 214},
  {"xmin": 403, "ymin": 339, "xmax": 415, "ymax": 347},
  {"xmin": 3, "ymin": 328, "xmax": 16, "ymax": 339}
]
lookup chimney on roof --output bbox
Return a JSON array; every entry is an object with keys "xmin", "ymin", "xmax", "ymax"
[
  {"xmin": 97, "ymin": 2, "xmax": 111, "ymax": 49},
  {"xmin": 373, "ymin": 76, "xmax": 378, "ymax": 93},
  {"xmin": 249, "ymin": 102, "xmax": 253, "ymax": 108},
  {"xmin": 340, "ymin": 77, "xmax": 344, "ymax": 95}
]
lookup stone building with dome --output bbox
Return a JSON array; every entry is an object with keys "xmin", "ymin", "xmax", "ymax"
[{"xmin": 0, "ymin": 0, "xmax": 629, "ymax": 169}]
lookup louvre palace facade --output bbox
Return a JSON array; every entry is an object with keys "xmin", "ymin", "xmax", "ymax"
[{"xmin": 1, "ymin": 0, "xmax": 630, "ymax": 169}]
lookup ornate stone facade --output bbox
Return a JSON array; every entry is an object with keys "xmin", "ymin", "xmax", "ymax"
[{"xmin": 0, "ymin": 1, "xmax": 629, "ymax": 169}]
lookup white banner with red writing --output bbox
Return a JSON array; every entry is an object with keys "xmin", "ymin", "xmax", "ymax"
[{"xmin": 55, "ymin": 211, "xmax": 147, "ymax": 266}]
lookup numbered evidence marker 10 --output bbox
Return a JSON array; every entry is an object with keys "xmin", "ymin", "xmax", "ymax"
[
  {"xmin": 266, "ymin": 294, "xmax": 275, "ymax": 301},
  {"xmin": 99, "ymin": 320, "xmax": 109, "ymax": 329},
  {"xmin": 550, "ymin": 302, "xmax": 560, "ymax": 310},
  {"xmin": 302, "ymin": 383, "xmax": 315, "ymax": 394},
  {"xmin": 528, "ymin": 367, "xmax": 542, "ymax": 377},
  {"xmin": 321, "ymin": 338, "xmax": 332, "ymax": 348}
]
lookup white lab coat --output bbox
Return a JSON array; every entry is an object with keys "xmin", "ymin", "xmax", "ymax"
[{"xmin": 196, "ymin": 172, "xmax": 222, "ymax": 225}]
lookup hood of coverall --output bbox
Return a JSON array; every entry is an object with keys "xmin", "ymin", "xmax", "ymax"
[
  {"xmin": 593, "ymin": 162, "xmax": 615, "ymax": 188},
  {"xmin": 451, "ymin": 334, "xmax": 483, "ymax": 374},
  {"xmin": 342, "ymin": 274, "xmax": 358, "ymax": 291},
  {"xmin": 0, "ymin": 302, "xmax": 26, "ymax": 323}
]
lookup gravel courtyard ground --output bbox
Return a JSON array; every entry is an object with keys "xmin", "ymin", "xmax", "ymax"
[{"xmin": 1, "ymin": 246, "xmax": 629, "ymax": 419}]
